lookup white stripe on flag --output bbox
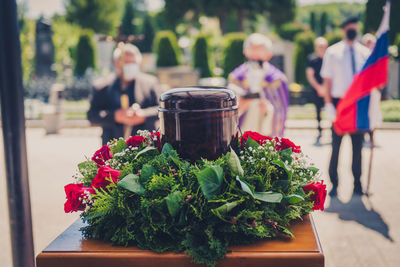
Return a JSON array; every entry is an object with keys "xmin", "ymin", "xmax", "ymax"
[{"xmin": 376, "ymin": 1, "xmax": 390, "ymax": 38}]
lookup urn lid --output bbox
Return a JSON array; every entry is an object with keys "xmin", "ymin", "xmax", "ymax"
[{"xmin": 159, "ymin": 87, "xmax": 237, "ymax": 111}]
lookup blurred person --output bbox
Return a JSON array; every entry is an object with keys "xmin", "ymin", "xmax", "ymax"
[
  {"xmin": 227, "ymin": 33, "xmax": 289, "ymax": 137},
  {"xmin": 362, "ymin": 33, "xmax": 377, "ymax": 50},
  {"xmin": 306, "ymin": 37, "xmax": 328, "ymax": 145},
  {"xmin": 320, "ymin": 17, "xmax": 370, "ymax": 197},
  {"xmin": 87, "ymin": 43, "xmax": 161, "ymax": 145}
]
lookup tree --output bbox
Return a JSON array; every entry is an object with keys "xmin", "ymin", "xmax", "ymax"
[
  {"xmin": 153, "ymin": 31, "xmax": 181, "ymax": 67},
  {"xmin": 65, "ymin": 0, "xmax": 122, "ymax": 35},
  {"xmin": 193, "ymin": 35, "xmax": 212, "ymax": 78},
  {"xmin": 140, "ymin": 16, "xmax": 155, "ymax": 53},
  {"xmin": 364, "ymin": 0, "xmax": 400, "ymax": 44},
  {"xmin": 121, "ymin": 0, "xmax": 135, "ymax": 36},
  {"xmin": 266, "ymin": 0, "xmax": 297, "ymax": 28},
  {"xmin": 320, "ymin": 12, "xmax": 328, "ymax": 36},
  {"xmin": 74, "ymin": 31, "xmax": 96, "ymax": 76},
  {"xmin": 223, "ymin": 32, "xmax": 246, "ymax": 78},
  {"xmin": 294, "ymin": 31, "xmax": 316, "ymax": 86},
  {"xmin": 310, "ymin": 11, "xmax": 316, "ymax": 33}
]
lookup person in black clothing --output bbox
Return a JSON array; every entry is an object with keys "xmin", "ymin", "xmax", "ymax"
[
  {"xmin": 306, "ymin": 37, "xmax": 328, "ymax": 145},
  {"xmin": 87, "ymin": 43, "xmax": 161, "ymax": 145}
]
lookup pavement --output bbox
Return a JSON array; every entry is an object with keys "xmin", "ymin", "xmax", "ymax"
[{"xmin": 1, "ymin": 127, "xmax": 400, "ymax": 267}]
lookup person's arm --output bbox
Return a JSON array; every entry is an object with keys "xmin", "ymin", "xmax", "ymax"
[
  {"xmin": 306, "ymin": 67, "xmax": 324, "ymax": 97},
  {"xmin": 323, "ymin": 78, "xmax": 333, "ymax": 104}
]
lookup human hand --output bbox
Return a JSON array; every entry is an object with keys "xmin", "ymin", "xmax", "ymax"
[
  {"xmin": 114, "ymin": 109, "xmax": 129, "ymax": 124},
  {"xmin": 125, "ymin": 108, "xmax": 146, "ymax": 126},
  {"xmin": 238, "ymin": 98, "xmax": 252, "ymax": 113},
  {"xmin": 259, "ymin": 98, "xmax": 270, "ymax": 116},
  {"xmin": 316, "ymin": 85, "xmax": 325, "ymax": 98},
  {"xmin": 325, "ymin": 103, "xmax": 336, "ymax": 122}
]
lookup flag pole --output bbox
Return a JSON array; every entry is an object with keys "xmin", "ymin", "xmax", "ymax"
[{"xmin": 365, "ymin": 130, "xmax": 375, "ymax": 196}]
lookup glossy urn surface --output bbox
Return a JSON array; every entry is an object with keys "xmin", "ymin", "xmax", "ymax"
[{"xmin": 159, "ymin": 87, "xmax": 238, "ymax": 161}]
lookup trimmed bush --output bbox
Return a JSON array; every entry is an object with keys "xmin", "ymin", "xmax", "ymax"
[
  {"xmin": 74, "ymin": 31, "xmax": 96, "ymax": 76},
  {"xmin": 223, "ymin": 32, "xmax": 246, "ymax": 78},
  {"xmin": 277, "ymin": 22, "xmax": 308, "ymax": 41},
  {"xmin": 325, "ymin": 30, "xmax": 343, "ymax": 46},
  {"xmin": 153, "ymin": 30, "xmax": 181, "ymax": 67},
  {"xmin": 140, "ymin": 16, "xmax": 155, "ymax": 53},
  {"xmin": 293, "ymin": 31, "xmax": 316, "ymax": 86},
  {"xmin": 193, "ymin": 35, "xmax": 212, "ymax": 78}
]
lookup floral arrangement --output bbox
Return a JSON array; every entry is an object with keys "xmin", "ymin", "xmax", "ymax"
[{"xmin": 64, "ymin": 130, "xmax": 326, "ymax": 266}]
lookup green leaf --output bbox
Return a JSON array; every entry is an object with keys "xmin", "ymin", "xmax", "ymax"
[
  {"xmin": 140, "ymin": 164, "xmax": 158, "ymax": 183},
  {"xmin": 280, "ymin": 148, "xmax": 292, "ymax": 164},
  {"xmin": 211, "ymin": 201, "xmax": 239, "ymax": 220},
  {"xmin": 161, "ymin": 143, "xmax": 174, "ymax": 155},
  {"xmin": 236, "ymin": 176, "xmax": 255, "ymax": 196},
  {"xmin": 165, "ymin": 191, "xmax": 184, "ymax": 217},
  {"xmin": 253, "ymin": 191, "xmax": 283, "ymax": 203},
  {"xmin": 285, "ymin": 194, "xmax": 304, "ymax": 204},
  {"xmin": 281, "ymin": 227, "xmax": 294, "ymax": 238},
  {"xmin": 195, "ymin": 166, "xmax": 224, "ymax": 200},
  {"xmin": 307, "ymin": 166, "xmax": 319, "ymax": 174},
  {"xmin": 272, "ymin": 160, "xmax": 293, "ymax": 180},
  {"xmin": 117, "ymin": 174, "xmax": 144, "ymax": 195},
  {"xmin": 296, "ymin": 187, "xmax": 305, "ymax": 197},
  {"xmin": 245, "ymin": 137, "xmax": 260, "ymax": 149},
  {"xmin": 228, "ymin": 148, "xmax": 244, "ymax": 176},
  {"xmin": 135, "ymin": 146, "xmax": 159, "ymax": 159},
  {"xmin": 111, "ymin": 138, "xmax": 127, "ymax": 154},
  {"xmin": 273, "ymin": 180, "xmax": 290, "ymax": 191}
]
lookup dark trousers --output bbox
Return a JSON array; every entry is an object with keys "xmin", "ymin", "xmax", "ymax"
[
  {"xmin": 312, "ymin": 89, "xmax": 324, "ymax": 134},
  {"xmin": 329, "ymin": 98, "xmax": 363, "ymax": 189}
]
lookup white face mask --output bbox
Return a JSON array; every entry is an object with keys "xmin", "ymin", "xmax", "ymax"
[{"xmin": 123, "ymin": 63, "xmax": 139, "ymax": 81}]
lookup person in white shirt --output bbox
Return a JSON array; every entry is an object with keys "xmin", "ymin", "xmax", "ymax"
[{"xmin": 320, "ymin": 17, "xmax": 371, "ymax": 197}]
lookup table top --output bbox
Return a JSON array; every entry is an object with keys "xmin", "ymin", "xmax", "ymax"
[{"xmin": 37, "ymin": 214, "xmax": 324, "ymax": 267}]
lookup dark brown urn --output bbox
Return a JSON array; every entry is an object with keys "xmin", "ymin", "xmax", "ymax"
[{"xmin": 159, "ymin": 87, "xmax": 238, "ymax": 162}]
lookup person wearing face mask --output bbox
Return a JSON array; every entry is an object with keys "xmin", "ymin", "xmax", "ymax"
[
  {"xmin": 227, "ymin": 33, "xmax": 289, "ymax": 137},
  {"xmin": 306, "ymin": 37, "xmax": 328, "ymax": 145},
  {"xmin": 320, "ymin": 17, "xmax": 371, "ymax": 197},
  {"xmin": 87, "ymin": 43, "xmax": 161, "ymax": 145}
]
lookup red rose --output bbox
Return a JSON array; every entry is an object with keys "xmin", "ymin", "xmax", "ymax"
[
  {"xmin": 240, "ymin": 131, "xmax": 273, "ymax": 149},
  {"xmin": 274, "ymin": 137, "xmax": 301, "ymax": 153},
  {"xmin": 149, "ymin": 131, "xmax": 161, "ymax": 151},
  {"xmin": 126, "ymin": 136, "xmax": 146, "ymax": 147},
  {"xmin": 91, "ymin": 166, "xmax": 120, "ymax": 189},
  {"xmin": 91, "ymin": 145, "xmax": 112, "ymax": 165},
  {"xmin": 64, "ymin": 183, "xmax": 95, "ymax": 213},
  {"xmin": 302, "ymin": 180, "xmax": 327, "ymax": 211}
]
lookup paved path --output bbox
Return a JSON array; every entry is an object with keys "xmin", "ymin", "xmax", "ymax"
[{"xmin": 1, "ymin": 127, "xmax": 399, "ymax": 267}]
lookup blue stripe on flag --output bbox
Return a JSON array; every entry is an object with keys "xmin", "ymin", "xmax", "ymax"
[
  {"xmin": 361, "ymin": 32, "xmax": 389, "ymax": 71},
  {"xmin": 356, "ymin": 94, "xmax": 371, "ymax": 130}
]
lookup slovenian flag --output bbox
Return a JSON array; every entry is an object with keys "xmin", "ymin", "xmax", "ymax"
[{"xmin": 334, "ymin": 1, "xmax": 390, "ymax": 135}]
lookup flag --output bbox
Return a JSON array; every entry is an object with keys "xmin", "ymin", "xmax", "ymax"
[{"xmin": 333, "ymin": 1, "xmax": 390, "ymax": 135}]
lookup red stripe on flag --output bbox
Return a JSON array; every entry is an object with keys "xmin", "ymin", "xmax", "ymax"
[{"xmin": 333, "ymin": 56, "xmax": 389, "ymax": 135}]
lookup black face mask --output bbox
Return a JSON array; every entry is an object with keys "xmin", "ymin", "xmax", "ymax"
[{"xmin": 346, "ymin": 29, "xmax": 357, "ymax": 41}]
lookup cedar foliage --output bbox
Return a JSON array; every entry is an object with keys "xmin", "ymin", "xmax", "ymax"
[{"xmin": 140, "ymin": 16, "xmax": 155, "ymax": 53}]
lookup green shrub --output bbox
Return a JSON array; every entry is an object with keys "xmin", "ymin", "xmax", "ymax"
[
  {"xmin": 325, "ymin": 30, "xmax": 343, "ymax": 46},
  {"xmin": 223, "ymin": 32, "xmax": 246, "ymax": 78},
  {"xmin": 394, "ymin": 34, "xmax": 400, "ymax": 60},
  {"xmin": 293, "ymin": 31, "xmax": 316, "ymax": 86},
  {"xmin": 381, "ymin": 100, "xmax": 400, "ymax": 122},
  {"xmin": 277, "ymin": 22, "xmax": 308, "ymax": 41},
  {"xmin": 153, "ymin": 30, "xmax": 181, "ymax": 67},
  {"xmin": 140, "ymin": 16, "xmax": 155, "ymax": 53},
  {"xmin": 74, "ymin": 31, "xmax": 96, "ymax": 76},
  {"xmin": 193, "ymin": 35, "xmax": 212, "ymax": 78}
]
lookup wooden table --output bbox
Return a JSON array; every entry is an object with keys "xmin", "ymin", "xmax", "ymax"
[{"xmin": 36, "ymin": 215, "xmax": 324, "ymax": 267}]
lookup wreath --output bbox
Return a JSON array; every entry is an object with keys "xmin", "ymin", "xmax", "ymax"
[{"xmin": 64, "ymin": 130, "xmax": 326, "ymax": 266}]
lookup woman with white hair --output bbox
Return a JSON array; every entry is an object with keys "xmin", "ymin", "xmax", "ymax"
[
  {"xmin": 227, "ymin": 33, "xmax": 289, "ymax": 137},
  {"xmin": 87, "ymin": 43, "xmax": 161, "ymax": 144}
]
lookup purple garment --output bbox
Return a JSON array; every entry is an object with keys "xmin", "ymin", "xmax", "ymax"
[{"xmin": 228, "ymin": 62, "xmax": 289, "ymax": 137}]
